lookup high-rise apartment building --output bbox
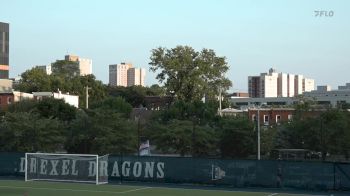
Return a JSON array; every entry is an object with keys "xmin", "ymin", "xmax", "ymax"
[
  {"xmin": 0, "ymin": 22, "xmax": 9, "ymax": 79},
  {"xmin": 260, "ymin": 69, "xmax": 279, "ymax": 97},
  {"xmin": 109, "ymin": 63, "xmax": 145, "ymax": 87},
  {"xmin": 64, "ymin": 55, "xmax": 92, "ymax": 76},
  {"xmin": 248, "ymin": 68, "xmax": 315, "ymax": 98},
  {"xmin": 248, "ymin": 76, "xmax": 261, "ymax": 98},
  {"xmin": 109, "ymin": 63, "xmax": 133, "ymax": 87},
  {"xmin": 127, "ymin": 68, "xmax": 146, "ymax": 86}
]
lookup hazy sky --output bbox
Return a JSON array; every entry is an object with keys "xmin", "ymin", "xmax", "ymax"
[{"xmin": 1, "ymin": 0, "xmax": 349, "ymax": 91}]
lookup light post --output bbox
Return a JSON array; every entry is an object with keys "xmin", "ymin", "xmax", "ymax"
[
  {"xmin": 255, "ymin": 103, "xmax": 266, "ymax": 160},
  {"xmin": 257, "ymin": 106, "xmax": 261, "ymax": 160},
  {"xmin": 219, "ymin": 86, "xmax": 222, "ymax": 116},
  {"xmin": 85, "ymin": 86, "xmax": 91, "ymax": 109},
  {"xmin": 136, "ymin": 112, "xmax": 141, "ymax": 157}
]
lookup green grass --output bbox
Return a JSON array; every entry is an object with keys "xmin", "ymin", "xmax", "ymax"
[{"xmin": 0, "ymin": 180, "xmax": 338, "ymax": 196}]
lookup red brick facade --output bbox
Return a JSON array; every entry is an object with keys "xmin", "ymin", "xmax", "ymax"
[
  {"xmin": 248, "ymin": 108, "xmax": 294, "ymax": 125},
  {"xmin": 248, "ymin": 108, "xmax": 325, "ymax": 126},
  {"xmin": 0, "ymin": 93, "xmax": 14, "ymax": 110}
]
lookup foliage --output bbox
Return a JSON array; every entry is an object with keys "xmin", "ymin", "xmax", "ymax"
[
  {"xmin": 51, "ymin": 60, "xmax": 80, "ymax": 78},
  {"xmin": 156, "ymin": 100, "xmax": 218, "ymax": 125},
  {"xmin": 66, "ymin": 109, "xmax": 137, "ymax": 155},
  {"xmin": 8, "ymin": 98, "xmax": 77, "ymax": 122},
  {"xmin": 276, "ymin": 109, "xmax": 350, "ymax": 160},
  {"xmin": 15, "ymin": 68, "xmax": 52, "ymax": 92},
  {"xmin": 0, "ymin": 112, "xmax": 64, "ymax": 152},
  {"xmin": 145, "ymin": 120, "xmax": 217, "ymax": 157},
  {"xmin": 149, "ymin": 45, "xmax": 232, "ymax": 102},
  {"xmin": 90, "ymin": 97, "xmax": 132, "ymax": 117},
  {"xmin": 216, "ymin": 117, "xmax": 255, "ymax": 158},
  {"xmin": 36, "ymin": 98, "xmax": 77, "ymax": 122},
  {"xmin": 15, "ymin": 67, "xmax": 107, "ymax": 108},
  {"xmin": 7, "ymin": 99, "xmax": 38, "ymax": 113},
  {"xmin": 107, "ymin": 85, "xmax": 166, "ymax": 107}
]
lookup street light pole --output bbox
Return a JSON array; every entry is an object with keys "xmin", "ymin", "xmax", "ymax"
[
  {"xmin": 257, "ymin": 107, "xmax": 261, "ymax": 160},
  {"xmin": 85, "ymin": 86, "xmax": 91, "ymax": 109},
  {"xmin": 219, "ymin": 86, "xmax": 222, "ymax": 117}
]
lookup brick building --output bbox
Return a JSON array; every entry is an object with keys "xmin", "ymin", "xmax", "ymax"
[{"xmin": 248, "ymin": 108, "xmax": 325, "ymax": 126}]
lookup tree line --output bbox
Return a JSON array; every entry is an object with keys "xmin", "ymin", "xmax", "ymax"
[{"xmin": 0, "ymin": 45, "xmax": 349, "ymax": 161}]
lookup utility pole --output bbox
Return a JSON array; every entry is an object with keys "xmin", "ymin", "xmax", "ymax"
[
  {"xmin": 257, "ymin": 107, "xmax": 261, "ymax": 160},
  {"xmin": 85, "ymin": 86, "xmax": 91, "ymax": 109},
  {"xmin": 219, "ymin": 87, "xmax": 222, "ymax": 116}
]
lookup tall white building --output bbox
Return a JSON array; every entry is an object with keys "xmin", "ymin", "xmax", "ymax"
[
  {"xmin": 127, "ymin": 68, "xmax": 146, "ymax": 86},
  {"xmin": 248, "ymin": 68, "xmax": 315, "ymax": 98},
  {"xmin": 261, "ymin": 69, "xmax": 279, "ymax": 97},
  {"xmin": 109, "ymin": 63, "xmax": 132, "ymax": 87},
  {"xmin": 294, "ymin": 75, "xmax": 304, "ymax": 95},
  {"xmin": 303, "ymin": 78, "xmax": 315, "ymax": 92}
]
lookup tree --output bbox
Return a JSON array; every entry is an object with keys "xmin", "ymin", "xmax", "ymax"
[
  {"xmin": 36, "ymin": 98, "xmax": 77, "ymax": 122},
  {"xmin": 149, "ymin": 45, "xmax": 232, "ymax": 102},
  {"xmin": 7, "ymin": 98, "xmax": 77, "ymax": 122},
  {"xmin": 145, "ymin": 120, "xmax": 217, "ymax": 156},
  {"xmin": 217, "ymin": 117, "xmax": 255, "ymax": 158},
  {"xmin": 147, "ymin": 84, "xmax": 166, "ymax": 96},
  {"xmin": 15, "ymin": 68, "xmax": 52, "ymax": 92},
  {"xmin": 276, "ymin": 109, "xmax": 350, "ymax": 161},
  {"xmin": 51, "ymin": 60, "xmax": 80, "ymax": 79},
  {"xmin": 156, "ymin": 100, "xmax": 218, "ymax": 124},
  {"xmin": 107, "ymin": 86, "xmax": 149, "ymax": 107},
  {"xmin": 90, "ymin": 97, "xmax": 132, "ymax": 117},
  {"xmin": 66, "ymin": 109, "xmax": 137, "ymax": 154},
  {"xmin": 71, "ymin": 75, "xmax": 107, "ymax": 108},
  {"xmin": 0, "ymin": 112, "xmax": 64, "ymax": 152}
]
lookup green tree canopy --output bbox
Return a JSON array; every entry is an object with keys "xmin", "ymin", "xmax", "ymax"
[
  {"xmin": 66, "ymin": 109, "xmax": 137, "ymax": 154},
  {"xmin": 51, "ymin": 60, "xmax": 80, "ymax": 78},
  {"xmin": 145, "ymin": 120, "xmax": 217, "ymax": 157},
  {"xmin": 0, "ymin": 112, "xmax": 64, "ymax": 152},
  {"xmin": 149, "ymin": 45, "xmax": 232, "ymax": 102},
  {"xmin": 276, "ymin": 109, "xmax": 350, "ymax": 160},
  {"xmin": 90, "ymin": 97, "xmax": 132, "ymax": 117},
  {"xmin": 217, "ymin": 117, "xmax": 255, "ymax": 158},
  {"xmin": 15, "ymin": 68, "xmax": 52, "ymax": 92}
]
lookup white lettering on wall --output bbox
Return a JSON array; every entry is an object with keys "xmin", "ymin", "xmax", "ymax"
[
  {"xmin": 19, "ymin": 157, "xmax": 25, "ymax": 172},
  {"xmin": 39, "ymin": 160, "xmax": 48, "ymax": 175},
  {"xmin": 30, "ymin": 158, "xmax": 36, "ymax": 173},
  {"xmin": 122, "ymin": 161, "xmax": 130, "ymax": 177},
  {"xmin": 133, "ymin": 162, "xmax": 142, "ymax": 178},
  {"xmin": 61, "ymin": 160, "xmax": 70, "ymax": 175},
  {"xmin": 49, "ymin": 160, "xmax": 59, "ymax": 176},
  {"xmin": 99, "ymin": 161, "xmax": 108, "ymax": 177},
  {"xmin": 144, "ymin": 162, "xmax": 154, "ymax": 178},
  {"xmin": 156, "ymin": 162, "xmax": 165, "ymax": 178},
  {"xmin": 71, "ymin": 160, "xmax": 78, "ymax": 176},
  {"xmin": 88, "ymin": 161, "xmax": 96, "ymax": 177},
  {"xmin": 111, "ymin": 161, "xmax": 120, "ymax": 177}
]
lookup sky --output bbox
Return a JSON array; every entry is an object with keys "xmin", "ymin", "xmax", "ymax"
[{"xmin": 1, "ymin": 0, "xmax": 350, "ymax": 91}]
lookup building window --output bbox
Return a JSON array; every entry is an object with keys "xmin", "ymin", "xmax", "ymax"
[
  {"xmin": 276, "ymin": 115, "xmax": 281, "ymax": 124},
  {"xmin": 7, "ymin": 97, "xmax": 12, "ymax": 104},
  {"xmin": 264, "ymin": 115, "xmax": 269, "ymax": 125},
  {"xmin": 288, "ymin": 114, "xmax": 293, "ymax": 121}
]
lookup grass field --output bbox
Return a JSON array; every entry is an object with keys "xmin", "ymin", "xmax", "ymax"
[{"xmin": 0, "ymin": 180, "xmax": 345, "ymax": 196}]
